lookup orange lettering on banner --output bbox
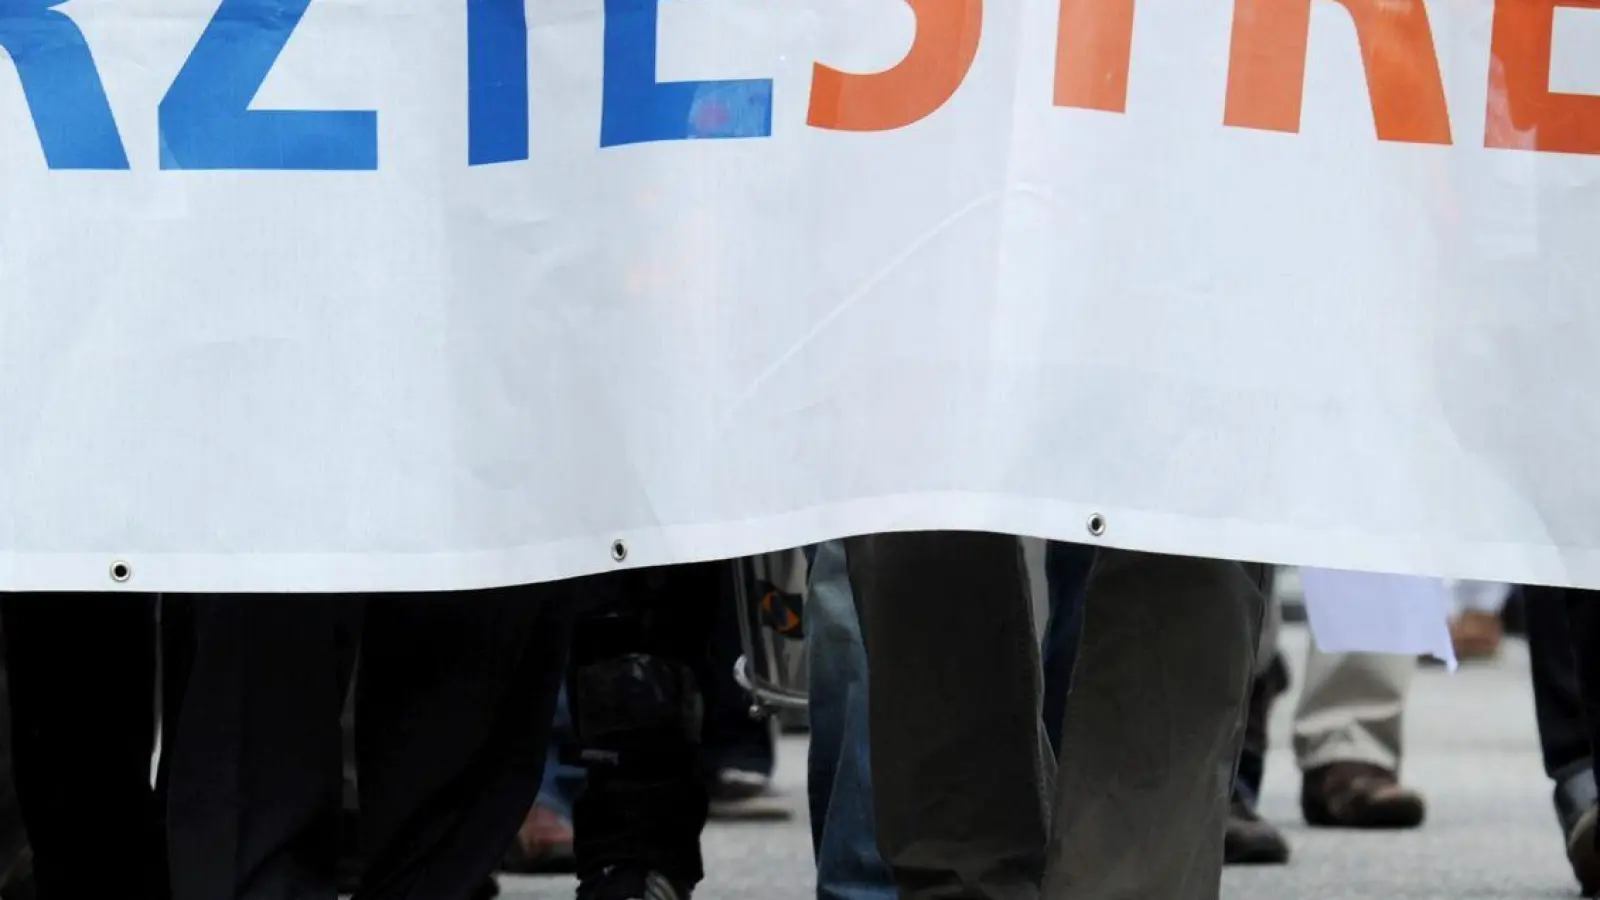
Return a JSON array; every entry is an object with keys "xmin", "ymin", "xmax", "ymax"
[
  {"xmin": 1223, "ymin": 0, "xmax": 1452, "ymax": 144},
  {"xmin": 808, "ymin": 0, "xmax": 984, "ymax": 131},
  {"xmin": 1486, "ymin": 0, "xmax": 1600, "ymax": 154},
  {"xmin": 1055, "ymin": 0, "xmax": 1137, "ymax": 112}
]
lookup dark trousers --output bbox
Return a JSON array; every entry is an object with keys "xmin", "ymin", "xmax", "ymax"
[
  {"xmin": 165, "ymin": 586, "xmax": 571, "ymax": 900},
  {"xmin": 0, "ymin": 593, "xmax": 166, "ymax": 899},
  {"xmin": 846, "ymin": 534, "xmax": 1265, "ymax": 900},
  {"xmin": 567, "ymin": 563, "xmax": 722, "ymax": 890},
  {"xmin": 1523, "ymin": 585, "xmax": 1592, "ymax": 782}
]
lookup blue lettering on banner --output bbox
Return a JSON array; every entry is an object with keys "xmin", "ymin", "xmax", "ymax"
[
  {"xmin": 0, "ymin": 0, "xmax": 129, "ymax": 169},
  {"xmin": 467, "ymin": 0, "xmax": 529, "ymax": 165},
  {"xmin": 159, "ymin": 0, "xmax": 377, "ymax": 170},
  {"xmin": 600, "ymin": 0, "xmax": 773, "ymax": 148}
]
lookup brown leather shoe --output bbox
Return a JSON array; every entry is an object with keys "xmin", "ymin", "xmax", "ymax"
[
  {"xmin": 501, "ymin": 804, "xmax": 576, "ymax": 874},
  {"xmin": 1450, "ymin": 609, "xmax": 1504, "ymax": 661},
  {"xmin": 1301, "ymin": 762, "xmax": 1426, "ymax": 829}
]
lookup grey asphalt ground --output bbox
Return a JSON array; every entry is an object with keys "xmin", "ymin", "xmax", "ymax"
[{"xmin": 498, "ymin": 624, "xmax": 1579, "ymax": 900}]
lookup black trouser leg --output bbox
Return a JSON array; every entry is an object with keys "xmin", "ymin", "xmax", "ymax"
[
  {"xmin": 1562, "ymin": 588, "xmax": 1600, "ymax": 848},
  {"xmin": 1, "ymin": 593, "xmax": 165, "ymax": 899},
  {"xmin": 1525, "ymin": 586, "xmax": 1592, "ymax": 782},
  {"xmin": 356, "ymin": 585, "xmax": 572, "ymax": 900},
  {"xmin": 166, "ymin": 595, "xmax": 361, "ymax": 900},
  {"xmin": 568, "ymin": 562, "xmax": 722, "ymax": 890}
]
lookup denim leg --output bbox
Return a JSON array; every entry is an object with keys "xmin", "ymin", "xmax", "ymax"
[
  {"xmin": 537, "ymin": 686, "xmax": 586, "ymax": 820},
  {"xmin": 806, "ymin": 540, "xmax": 896, "ymax": 900},
  {"xmin": 1041, "ymin": 541, "xmax": 1093, "ymax": 756}
]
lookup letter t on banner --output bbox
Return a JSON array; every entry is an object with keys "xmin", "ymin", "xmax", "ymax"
[
  {"xmin": 1055, "ymin": 0, "xmax": 1136, "ymax": 112},
  {"xmin": 0, "ymin": 0, "xmax": 129, "ymax": 169},
  {"xmin": 1224, "ymin": 0, "xmax": 1452, "ymax": 144},
  {"xmin": 808, "ymin": 0, "xmax": 983, "ymax": 131},
  {"xmin": 1486, "ymin": 0, "xmax": 1600, "ymax": 154},
  {"xmin": 600, "ymin": 0, "xmax": 774, "ymax": 147}
]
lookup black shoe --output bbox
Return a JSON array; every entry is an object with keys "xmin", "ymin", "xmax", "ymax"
[
  {"xmin": 1558, "ymin": 769, "xmax": 1599, "ymax": 840},
  {"xmin": 1224, "ymin": 797, "xmax": 1290, "ymax": 866},
  {"xmin": 1570, "ymin": 806, "xmax": 1600, "ymax": 897},
  {"xmin": 577, "ymin": 867, "xmax": 690, "ymax": 900}
]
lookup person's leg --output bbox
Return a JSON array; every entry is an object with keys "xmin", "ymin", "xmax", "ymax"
[
  {"xmin": 0, "ymin": 608, "xmax": 29, "ymax": 896},
  {"xmin": 1523, "ymin": 587, "xmax": 1595, "ymax": 819},
  {"xmin": 846, "ymin": 531, "xmax": 1051, "ymax": 900},
  {"xmin": 1040, "ymin": 541, "xmax": 1092, "ymax": 755},
  {"xmin": 166, "ymin": 594, "xmax": 360, "ymax": 900},
  {"xmin": 1042, "ymin": 551, "xmax": 1265, "ymax": 900},
  {"xmin": 1560, "ymin": 589, "xmax": 1600, "ymax": 895},
  {"xmin": 806, "ymin": 540, "xmax": 894, "ymax": 900},
  {"xmin": 1293, "ymin": 647, "xmax": 1425, "ymax": 828},
  {"xmin": 1, "ymin": 593, "xmax": 164, "ymax": 899},
  {"xmin": 701, "ymin": 569, "xmax": 787, "ymax": 820},
  {"xmin": 503, "ymin": 686, "xmax": 581, "ymax": 875},
  {"xmin": 1522, "ymin": 585, "xmax": 1599, "ymax": 894},
  {"xmin": 1226, "ymin": 584, "xmax": 1291, "ymax": 867},
  {"xmin": 567, "ymin": 563, "xmax": 722, "ymax": 899},
  {"xmin": 355, "ymin": 584, "xmax": 572, "ymax": 900}
]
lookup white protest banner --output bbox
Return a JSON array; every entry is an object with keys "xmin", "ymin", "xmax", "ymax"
[{"xmin": 4, "ymin": 0, "xmax": 1600, "ymax": 592}]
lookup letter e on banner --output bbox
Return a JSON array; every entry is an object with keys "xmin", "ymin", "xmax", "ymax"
[
  {"xmin": 1224, "ymin": 0, "xmax": 1452, "ymax": 144},
  {"xmin": 1487, "ymin": 0, "xmax": 1600, "ymax": 155},
  {"xmin": 808, "ymin": 0, "xmax": 983, "ymax": 131}
]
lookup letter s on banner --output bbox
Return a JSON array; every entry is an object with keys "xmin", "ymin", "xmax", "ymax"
[
  {"xmin": 808, "ymin": 0, "xmax": 983, "ymax": 132},
  {"xmin": 0, "ymin": 0, "xmax": 129, "ymax": 169},
  {"xmin": 160, "ymin": 0, "xmax": 378, "ymax": 170},
  {"xmin": 1486, "ymin": 0, "xmax": 1600, "ymax": 155}
]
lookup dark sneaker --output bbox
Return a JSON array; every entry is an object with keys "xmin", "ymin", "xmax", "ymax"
[
  {"xmin": 1301, "ymin": 762, "xmax": 1426, "ymax": 829},
  {"xmin": 577, "ymin": 867, "xmax": 689, "ymax": 900},
  {"xmin": 1224, "ymin": 798, "xmax": 1290, "ymax": 865}
]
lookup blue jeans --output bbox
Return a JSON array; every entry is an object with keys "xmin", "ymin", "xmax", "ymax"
[
  {"xmin": 806, "ymin": 541, "xmax": 895, "ymax": 900},
  {"xmin": 537, "ymin": 686, "xmax": 585, "ymax": 819},
  {"xmin": 1041, "ymin": 541, "xmax": 1093, "ymax": 754}
]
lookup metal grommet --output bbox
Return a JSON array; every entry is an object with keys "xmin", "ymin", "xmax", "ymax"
[
  {"xmin": 109, "ymin": 560, "xmax": 132, "ymax": 584},
  {"xmin": 1086, "ymin": 513, "xmax": 1107, "ymax": 538},
  {"xmin": 610, "ymin": 540, "xmax": 628, "ymax": 563}
]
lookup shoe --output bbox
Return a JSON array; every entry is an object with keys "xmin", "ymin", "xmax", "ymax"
[
  {"xmin": 1450, "ymin": 609, "xmax": 1504, "ymax": 661},
  {"xmin": 472, "ymin": 878, "xmax": 501, "ymax": 900},
  {"xmin": 707, "ymin": 769, "xmax": 793, "ymax": 821},
  {"xmin": 0, "ymin": 847, "xmax": 34, "ymax": 900},
  {"xmin": 577, "ymin": 867, "xmax": 689, "ymax": 900},
  {"xmin": 1301, "ymin": 762, "xmax": 1426, "ymax": 829},
  {"xmin": 1223, "ymin": 797, "xmax": 1290, "ymax": 865},
  {"xmin": 1570, "ymin": 807, "xmax": 1600, "ymax": 897},
  {"xmin": 501, "ymin": 803, "xmax": 576, "ymax": 874},
  {"xmin": 1558, "ymin": 769, "xmax": 1598, "ymax": 840}
]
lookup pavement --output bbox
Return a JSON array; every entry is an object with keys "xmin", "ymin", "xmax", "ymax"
[{"xmin": 498, "ymin": 624, "xmax": 1580, "ymax": 900}]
